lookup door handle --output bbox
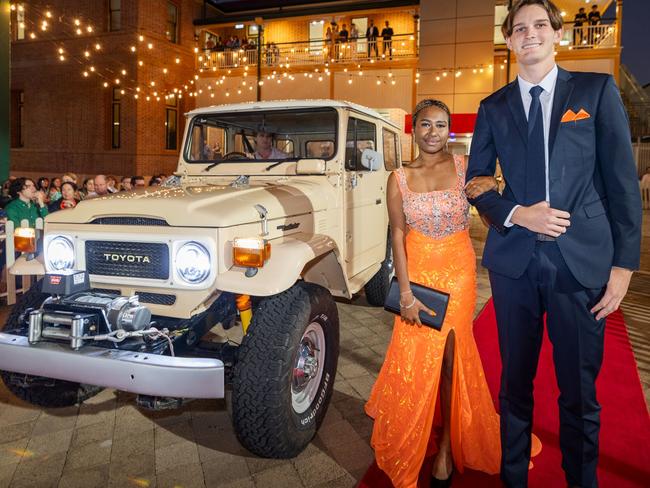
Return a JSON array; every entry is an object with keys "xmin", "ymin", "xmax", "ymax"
[{"xmin": 375, "ymin": 198, "xmax": 382, "ymax": 205}]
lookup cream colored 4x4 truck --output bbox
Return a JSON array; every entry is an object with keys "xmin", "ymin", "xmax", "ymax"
[{"xmin": 0, "ymin": 100, "xmax": 400, "ymax": 458}]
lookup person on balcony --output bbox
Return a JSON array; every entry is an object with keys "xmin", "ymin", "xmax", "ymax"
[
  {"xmin": 573, "ymin": 7, "xmax": 587, "ymax": 46},
  {"xmin": 350, "ymin": 23, "xmax": 359, "ymax": 58},
  {"xmin": 381, "ymin": 20, "xmax": 394, "ymax": 59},
  {"xmin": 588, "ymin": 4, "xmax": 602, "ymax": 45},
  {"xmin": 366, "ymin": 20, "xmax": 379, "ymax": 58},
  {"xmin": 339, "ymin": 23, "xmax": 349, "ymax": 59}
]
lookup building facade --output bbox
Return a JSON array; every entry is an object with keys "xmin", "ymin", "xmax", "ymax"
[{"xmin": 8, "ymin": 0, "xmax": 624, "ymax": 178}]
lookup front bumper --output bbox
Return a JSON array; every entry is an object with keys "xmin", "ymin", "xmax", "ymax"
[{"xmin": 0, "ymin": 332, "xmax": 224, "ymax": 399}]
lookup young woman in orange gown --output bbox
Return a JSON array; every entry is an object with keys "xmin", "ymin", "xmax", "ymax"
[{"xmin": 365, "ymin": 99, "xmax": 540, "ymax": 488}]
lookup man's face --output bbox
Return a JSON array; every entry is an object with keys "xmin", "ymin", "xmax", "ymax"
[
  {"xmin": 506, "ymin": 5, "xmax": 561, "ymax": 67},
  {"xmin": 255, "ymin": 132, "xmax": 273, "ymax": 152},
  {"xmin": 121, "ymin": 178, "xmax": 132, "ymax": 191},
  {"xmin": 20, "ymin": 180, "xmax": 37, "ymax": 200},
  {"xmin": 134, "ymin": 178, "xmax": 145, "ymax": 188},
  {"xmin": 94, "ymin": 176, "xmax": 108, "ymax": 195}
]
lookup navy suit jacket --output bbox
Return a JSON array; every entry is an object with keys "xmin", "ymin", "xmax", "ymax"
[{"xmin": 467, "ymin": 67, "xmax": 642, "ymax": 289}]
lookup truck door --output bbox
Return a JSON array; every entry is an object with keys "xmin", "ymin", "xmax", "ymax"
[{"xmin": 344, "ymin": 116, "xmax": 388, "ymax": 278}]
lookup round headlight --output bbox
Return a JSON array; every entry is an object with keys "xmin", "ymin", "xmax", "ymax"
[
  {"xmin": 46, "ymin": 236, "xmax": 75, "ymax": 271},
  {"xmin": 175, "ymin": 241, "xmax": 211, "ymax": 284}
]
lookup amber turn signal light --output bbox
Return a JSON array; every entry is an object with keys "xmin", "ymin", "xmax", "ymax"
[
  {"xmin": 233, "ymin": 237, "xmax": 271, "ymax": 268},
  {"xmin": 14, "ymin": 227, "xmax": 37, "ymax": 253}
]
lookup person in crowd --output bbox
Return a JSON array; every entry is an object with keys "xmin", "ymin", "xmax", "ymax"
[
  {"xmin": 62, "ymin": 172, "xmax": 78, "ymax": 184},
  {"xmin": 466, "ymin": 1, "xmax": 642, "ymax": 486},
  {"xmin": 80, "ymin": 177, "xmax": 94, "ymax": 199},
  {"xmin": 131, "ymin": 176, "xmax": 146, "ymax": 189},
  {"xmin": 366, "ymin": 99, "xmax": 514, "ymax": 488},
  {"xmin": 36, "ymin": 177, "xmax": 50, "ymax": 196},
  {"xmin": 4, "ymin": 177, "xmax": 48, "ymax": 229},
  {"xmin": 48, "ymin": 181, "xmax": 79, "ymax": 212},
  {"xmin": 148, "ymin": 176, "xmax": 162, "ymax": 187},
  {"xmin": 381, "ymin": 20, "xmax": 394, "ymax": 59},
  {"xmin": 641, "ymin": 167, "xmax": 650, "ymax": 187},
  {"xmin": 120, "ymin": 176, "xmax": 132, "ymax": 192},
  {"xmin": 0, "ymin": 179, "xmax": 12, "ymax": 208},
  {"xmin": 106, "ymin": 175, "xmax": 118, "ymax": 193},
  {"xmin": 366, "ymin": 19, "xmax": 379, "ymax": 58},
  {"xmin": 573, "ymin": 7, "xmax": 587, "ymax": 45},
  {"xmin": 86, "ymin": 174, "xmax": 111, "ymax": 199},
  {"xmin": 48, "ymin": 176, "xmax": 62, "ymax": 202},
  {"xmin": 350, "ymin": 23, "xmax": 359, "ymax": 58},
  {"xmin": 252, "ymin": 128, "xmax": 289, "ymax": 160},
  {"xmin": 205, "ymin": 35, "xmax": 216, "ymax": 51},
  {"xmin": 588, "ymin": 4, "xmax": 602, "ymax": 44}
]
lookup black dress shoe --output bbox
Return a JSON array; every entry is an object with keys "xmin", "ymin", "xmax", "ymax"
[{"xmin": 430, "ymin": 468, "xmax": 453, "ymax": 488}]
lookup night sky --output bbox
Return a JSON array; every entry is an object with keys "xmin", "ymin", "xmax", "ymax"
[{"xmin": 621, "ymin": 0, "xmax": 650, "ymax": 87}]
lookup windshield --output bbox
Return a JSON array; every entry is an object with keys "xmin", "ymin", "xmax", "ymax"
[{"xmin": 185, "ymin": 108, "xmax": 338, "ymax": 163}]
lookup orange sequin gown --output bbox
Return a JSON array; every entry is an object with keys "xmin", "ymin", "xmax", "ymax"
[{"xmin": 365, "ymin": 155, "xmax": 502, "ymax": 487}]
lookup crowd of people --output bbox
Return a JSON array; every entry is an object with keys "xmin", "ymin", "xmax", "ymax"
[{"xmin": 0, "ymin": 173, "xmax": 168, "ymax": 230}]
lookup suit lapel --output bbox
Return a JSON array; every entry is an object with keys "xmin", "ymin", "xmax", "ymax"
[
  {"xmin": 549, "ymin": 68, "xmax": 574, "ymax": 159},
  {"xmin": 506, "ymin": 80, "xmax": 527, "ymax": 144}
]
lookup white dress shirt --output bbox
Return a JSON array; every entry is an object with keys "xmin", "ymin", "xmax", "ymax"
[{"xmin": 504, "ymin": 64, "xmax": 559, "ymax": 226}]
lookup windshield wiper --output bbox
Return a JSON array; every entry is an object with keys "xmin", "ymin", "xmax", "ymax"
[
  {"xmin": 265, "ymin": 159, "xmax": 297, "ymax": 171},
  {"xmin": 203, "ymin": 160, "xmax": 223, "ymax": 171}
]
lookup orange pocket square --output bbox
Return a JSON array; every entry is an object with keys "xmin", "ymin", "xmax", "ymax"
[
  {"xmin": 574, "ymin": 108, "xmax": 591, "ymax": 121},
  {"xmin": 561, "ymin": 109, "xmax": 577, "ymax": 123}
]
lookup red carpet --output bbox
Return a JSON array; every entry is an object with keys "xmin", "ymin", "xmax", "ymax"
[{"xmin": 359, "ymin": 300, "xmax": 650, "ymax": 487}]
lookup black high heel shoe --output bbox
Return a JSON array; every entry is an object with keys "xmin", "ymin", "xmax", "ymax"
[{"xmin": 430, "ymin": 468, "xmax": 453, "ymax": 488}]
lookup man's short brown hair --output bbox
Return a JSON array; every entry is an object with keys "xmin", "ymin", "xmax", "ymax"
[{"xmin": 501, "ymin": 0, "xmax": 564, "ymax": 38}]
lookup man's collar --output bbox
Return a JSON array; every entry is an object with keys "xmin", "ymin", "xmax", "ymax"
[{"xmin": 517, "ymin": 64, "xmax": 558, "ymax": 95}]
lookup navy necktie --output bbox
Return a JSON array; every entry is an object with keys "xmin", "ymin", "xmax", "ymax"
[{"xmin": 526, "ymin": 85, "xmax": 546, "ymax": 205}]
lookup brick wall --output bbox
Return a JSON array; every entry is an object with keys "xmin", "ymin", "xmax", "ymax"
[{"xmin": 9, "ymin": 0, "xmax": 197, "ymax": 179}]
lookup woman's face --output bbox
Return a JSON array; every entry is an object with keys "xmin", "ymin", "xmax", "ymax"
[
  {"xmin": 52, "ymin": 177, "xmax": 62, "ymax": 188},
  {"xmin": 62, "ymin": 183, "xmax": 76, "ymax": 200},
  {"xmin": 413, "ymin": 105, "xmax": 450, "ymax": 155},
  {"xmin": 85, "ymin": 179, "xmax": 95, "ymax": 192}
]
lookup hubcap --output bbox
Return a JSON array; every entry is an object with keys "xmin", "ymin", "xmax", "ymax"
[{"xmin": 292, "ymin": 321, "xmax": 326, "ymax": 414}]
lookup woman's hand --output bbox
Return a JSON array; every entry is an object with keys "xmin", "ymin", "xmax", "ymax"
[
  {"xmin": 399, "ymin": 292, "xmax": 435, "ymax": 327},
  {"xmin": 464, "ymin": 176, "xmax": 498, "ymax": 199}
]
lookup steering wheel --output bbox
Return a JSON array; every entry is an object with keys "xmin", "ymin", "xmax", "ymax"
[{"xmin": 221, "ymin": 151, "xmax": 248, "ymax": 160}]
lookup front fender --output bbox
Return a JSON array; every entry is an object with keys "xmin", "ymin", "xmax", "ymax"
[{"xmin": 214, "ymin": 234, "xmax": 345, "ymax": 296}]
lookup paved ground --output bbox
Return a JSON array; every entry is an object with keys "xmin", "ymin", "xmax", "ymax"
[{"xmin": 0, "ymin": 213, "xmax": 648, "ymax": 488}]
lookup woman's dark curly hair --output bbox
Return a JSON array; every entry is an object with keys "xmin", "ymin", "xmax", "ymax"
[{"xmin": 412, "ymin": 99, "xmax": 451, "ymax": 128}]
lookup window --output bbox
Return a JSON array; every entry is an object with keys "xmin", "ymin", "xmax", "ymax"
[
  {"xmin": 109, "ymin": 0, "xmax": 121, "ymax": 31},
  {"xmin": 382, "ymin": 128, "xmax": 399, "ymax": 170},
  {"xmin": 11, "ymin": 91, "xmax": 24, "ymax": 147},
  {"xmin": 345, "ymin": 117, "xmax": 376, "ymax": 171},
  {"xmin": 166, "ymin": 2, "xmax": 179, "ymax": 43},
  {"xmin": 15, "ymin": 6, "xmax": 25, "ymax": 40},
  {"xmin": 111, "ymin": 88, "xmax": 121, "ymax": 149},
  {"xmin": 185, "ymin": 108, "xmax": 337, "ymax": 162},
  {"xmin": 165, "ymin": 95, "xmax": 178, "ymax": 150}
]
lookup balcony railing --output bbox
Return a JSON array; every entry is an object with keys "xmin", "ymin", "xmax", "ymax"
[
  {"xmin": 198, "ymin": 33, "xmax": 417, "ymax": 71},
  {"xmin": 559, "ymin": 22, "xmax": 617, "ymax": 50}
]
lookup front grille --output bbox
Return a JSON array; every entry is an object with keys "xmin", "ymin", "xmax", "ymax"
[
  {"xmin": 86, "ymin": 241, "xmax": 169, "ymax": 279},
  {"xmin": 136, "ymin": 292, "xmax": 176, "ymax": 305},
  {"xmin": 90, "ymin": 217, "xmax": 169, "ymax": 226}
]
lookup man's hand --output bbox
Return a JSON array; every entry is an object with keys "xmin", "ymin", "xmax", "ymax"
[
  {"xmin": 591, "ymin": 267, "xmax": 633, "ymax": 320},
  {"xmin": 464, "ymin": 176, "xmax": 499, "ymax": 199},
  {"xmin": 511, "ymin": 201, "xmax": 571, "ymax": 236}
]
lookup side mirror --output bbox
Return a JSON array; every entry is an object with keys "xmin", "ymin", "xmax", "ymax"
[{"xmin": 360, "ymin": 149, "xmax": 383, "ymax": 171}]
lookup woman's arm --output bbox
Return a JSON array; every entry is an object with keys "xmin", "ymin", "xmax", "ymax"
[{"xmin": 387, "ymin": 172, "xmax": 434, "ymax": 326}]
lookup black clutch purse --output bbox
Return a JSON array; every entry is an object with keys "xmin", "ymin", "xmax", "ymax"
[{"xmin": 384, "ymin": 277, "xmax": 450, "ymax": 330}]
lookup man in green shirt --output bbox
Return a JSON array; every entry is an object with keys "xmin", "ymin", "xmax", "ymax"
[{"xmin": 4, "ymin": 177, "xmax": 48, "ymax": 229}]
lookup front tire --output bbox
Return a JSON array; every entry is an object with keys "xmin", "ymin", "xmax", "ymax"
[
  {"xmin": 0, "ymin": 280, "xmax": 103, "ymax": 407},
  {"xmin": 231, "ymin": 282, "xmax": 339, "ymax": 458}
]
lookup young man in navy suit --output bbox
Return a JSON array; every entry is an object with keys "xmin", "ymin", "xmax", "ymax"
[{"xmin": 465, "ymin": 1, "xmax": 642, "ymax": 486}]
